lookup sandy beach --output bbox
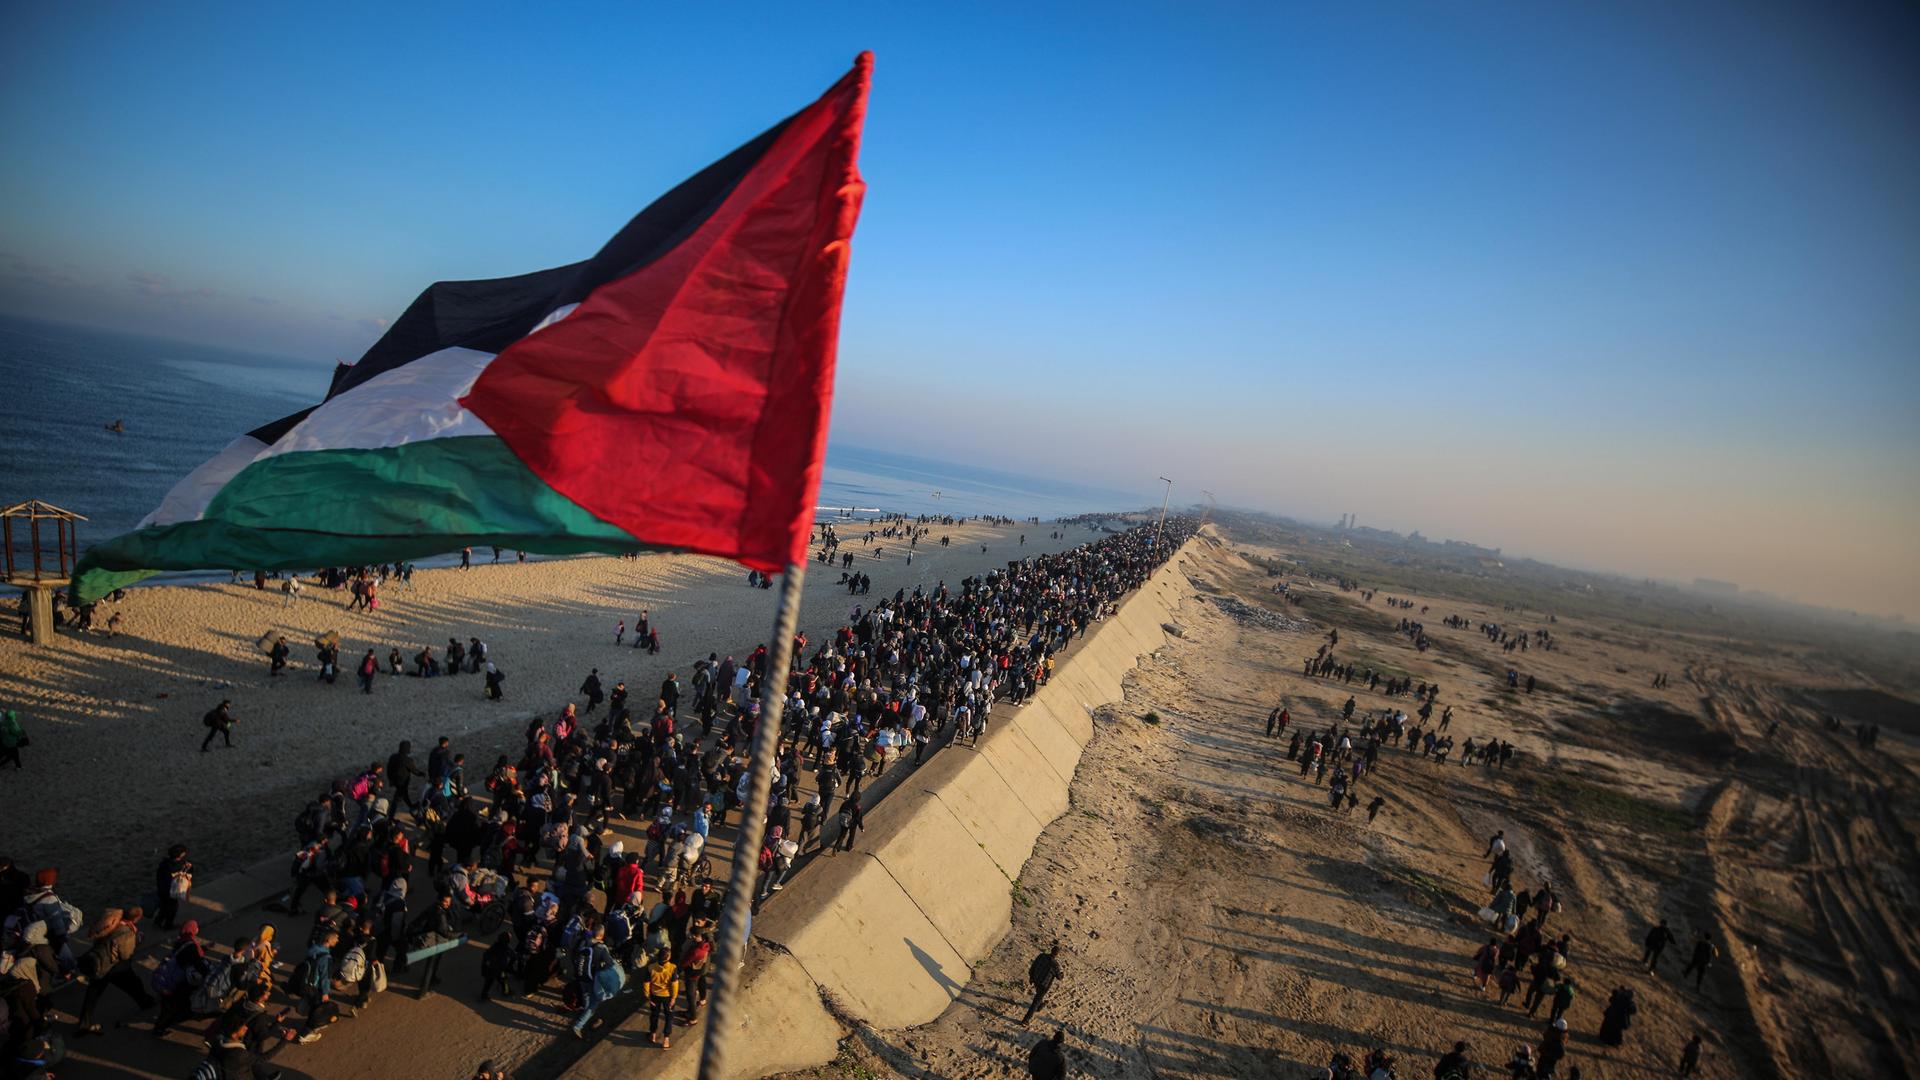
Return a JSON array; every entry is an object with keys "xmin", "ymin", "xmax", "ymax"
[
  {"xmin": 0, "ymin": 519, "xmax": 1089, "ymax": 919},
  {"xmin": 775, "ymin": 525, "xmax": 1918, "ymax": 1080}
]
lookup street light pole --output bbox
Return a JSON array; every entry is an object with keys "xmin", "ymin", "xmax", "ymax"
[{"xmin": 1154, "ymin": 476, "xmax": 1173, "ymax": 552}]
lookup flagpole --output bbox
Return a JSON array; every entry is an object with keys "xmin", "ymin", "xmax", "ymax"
[{"xmin": 698, "ymin": 559, "xmax": 807, "ymax": 1080}]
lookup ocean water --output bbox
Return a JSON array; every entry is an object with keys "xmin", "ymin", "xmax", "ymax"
[{"xmin": 0, "ymin": 317, "xmax": 1136, "ymax": 577}]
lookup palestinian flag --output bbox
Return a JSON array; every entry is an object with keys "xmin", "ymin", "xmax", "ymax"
[{"xmin": 73, "ymin": 53, "xmax": 870, "ymax": 603}]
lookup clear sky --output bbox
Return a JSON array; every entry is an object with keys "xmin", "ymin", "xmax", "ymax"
[{"xmin": 3, "ymin": 2, "xmax": 1916, "ymax": 618}]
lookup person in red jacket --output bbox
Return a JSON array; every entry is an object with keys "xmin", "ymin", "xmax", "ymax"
[{"xmin": 610, "ymin": 853, "xmax": 644, "ymax": 908}]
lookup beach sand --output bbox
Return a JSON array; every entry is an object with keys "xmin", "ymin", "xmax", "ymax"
[
  {"xmin": 0, "ymin": 519, "xmax": 1087, "ymax": 919},
  {"xmin": 774, "ymin": 528, "xmax": 1918, "ymax": 1080}
]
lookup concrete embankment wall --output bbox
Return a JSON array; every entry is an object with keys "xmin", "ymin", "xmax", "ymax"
[{"xmin": 577, "ymin": 540, "xmax": 1198, "ymax": 1079}]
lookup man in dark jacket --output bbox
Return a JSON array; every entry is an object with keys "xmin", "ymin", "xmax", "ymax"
[
  {"xmin": 427, "ymin": 737, "xmax": 452, "ymax": 789},
  {"xmin": 1642, "ymin": 918, "xmax": 1676, "ymax": 971},
  {"xmin": 1021, "ymin": 941, "xmax": 1062, "ymax": 1025},
  {"xmin": 388, "ymin": 740, "xmax": 423, "ymax": 812},
  {"xmin": 1680, "ymin": 931, "xmax": 1718, "ymax": 989},
  {"xmin": 1433, "ymin": 1041, "xmax": 1472, "ymax": 1079},
  {"xmin": 201, "ymin": 700, "xmax": 236, "ymax": 751},
  {"xmin": 1027, "ymin": 1029, "xmax": 1066, "ymax": 1080},
  {"xmin": 211, "ymin": 1013, "xmax": 287, "ymax": 1079}
]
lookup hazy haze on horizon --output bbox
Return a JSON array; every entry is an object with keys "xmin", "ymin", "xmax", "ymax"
[{"xmin": 2, "ymin": 2, "xmax": 1914, "ymax": 619}]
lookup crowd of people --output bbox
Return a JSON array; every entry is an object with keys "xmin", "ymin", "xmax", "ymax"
[
  {"xmin": 1266, "ymin": 579, "xmax": 1718, "ymax": 1080},
  {"xmin": 1, "ymin": 515, "xmax": 1194, "ymax": 1077}
]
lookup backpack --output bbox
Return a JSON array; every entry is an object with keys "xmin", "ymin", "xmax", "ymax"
[
  {"xmin": 287, "ymin": 955, "xmax": 315, "ymax": 996},
  {"xmin": 191, "ymin": 960, "xmax": 236, "ymax": 1015},
  {"xmin": 606, "ymin": 909, "xmax": 634, "ymax": 949},
  {"xmin": 337, "ymin": 944, "xmax": 367, "ymax": 986},
  {"xmin": 151, "ymin": 954, "xmax": 185, "ymax": 995}
]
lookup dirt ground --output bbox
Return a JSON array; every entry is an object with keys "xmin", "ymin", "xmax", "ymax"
[{"xmin": 778, "ymin": 523, "xmax": 1918, "ymax": 1080}]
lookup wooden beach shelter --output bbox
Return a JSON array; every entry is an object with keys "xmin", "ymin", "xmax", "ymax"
[{"xmin": 2, "ymin": 499, "xmax": 86, "ymax": 646}]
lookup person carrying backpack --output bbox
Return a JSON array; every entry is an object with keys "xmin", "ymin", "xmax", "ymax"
[
  {"xmin": 149, "ymin": 920, "xmax": 211, "ymax": 1037},
  {"xmin": 74, "ymin": 906, "xmax": 156, "ymax": 1036},
  {"xmin": 288, "ymin": 929, "xmax": 339, "ymax": 1043},
  {"xmin": 567, "ymin": 924, "xmax": 624, "ymax": 1039},
  {"xmin": 201, "ymin": 700, "xmax": 236, "ymax": 751}
]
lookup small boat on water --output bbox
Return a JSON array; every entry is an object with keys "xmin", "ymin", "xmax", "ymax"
[{"xmin": 105, "ymin": 419, "xmax": 126, "ymax": 434}]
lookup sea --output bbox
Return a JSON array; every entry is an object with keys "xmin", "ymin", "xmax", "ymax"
[{"xmin": 0, "ymin": 317, "xmax": 1138, "ymax": 585}]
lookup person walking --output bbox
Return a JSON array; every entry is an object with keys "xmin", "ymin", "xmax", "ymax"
[
  {"xmin": 358, "ymin": 649, "xmax": 378, "ymax": 694},
  {"xmin": 1679, "ymin": 932, "xmax": 1718, "ymax": 989},
  {"xmin": 74, "ymin": 906, "xmax": 157, "ymax": 1035},
  {"xmin": 154, "ymin": 844, "xmax": 192, "ymax": 930},
  {"xmin": 1433, "ymin": 1041, "xmax": 1473, "ymax": 1080},
  {"xmin": 269, "ymin": 635, "xmax": 290, "ymax": 675},
  {"xmin": 149, "ymin": 920, "xmax": 211, "ymax": 1037},
  {"xmin": 484, "ymin": 661, "xmax": 505, "ymax": 701},
  {"xmin": 835, "ymin": 792, "xmax": 864, "ymax": 852},
  {"xmin": 1598, "ymin": 986, "xmax": 1638, "ymax": 1046},
  {"xmin": 1642, "ymin": 918, "xmax": 1676, "ymax": 971},
  {"xmin": 568, "ymin": 924, "xmax": 624, "ymax": 1039},
  {"xmin": 387, "ymin": 741, "xmax": 423, "ymax": 812},
  {"xmin": 1678, "ymin": 1033, "xmax": 1704, "ymax": 1076},
  {"xmin": 1027, "ymin": 1029, "xmax": 1067, "ymax": 1080},
  {"xmin": 201, "ymin": 700, "xmax": 236, "ymax": 751},
  {"xmin": 1021, "ymin": 941, "xmax": 1063, "ymax": 1025},
  {"xmin": 479, "ymin": 932, "xmax": 515, "ymax": 1002},
  {"xmin": 581, "ymin": 669, "xmax": 605, "ymax": 712},
  {"xmin": 0, "ymin": 709, "xmax": 25, "ymax": 770},
  {"xmin": 1549, "ymin": 977, "xmax": 1577, "ymax": 1024}
]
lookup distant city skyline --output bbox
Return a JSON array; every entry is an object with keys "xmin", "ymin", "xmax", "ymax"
[{"xmin": 3, "ymin": 3, "xmax": 1915, "ymax": 619}]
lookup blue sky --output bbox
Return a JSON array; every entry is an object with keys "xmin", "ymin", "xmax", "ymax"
[{"xmin": 3, "ymin": 2, "xmax": 1916, "ymax": 617}]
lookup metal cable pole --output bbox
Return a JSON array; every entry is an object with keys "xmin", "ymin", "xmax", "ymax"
[
  {"xmin": 697, "ymin": 559, "xmax": 808, "ymax": 1079},
  {"xmin": 1153, "ymin": 476, "xmax": 1173, "ymax": 553}
]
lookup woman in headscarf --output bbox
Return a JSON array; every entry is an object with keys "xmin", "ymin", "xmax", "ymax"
[
  {"xmin": 149, "ymin": 919, "xmax": 210, "ymax": 1036},
  {"xmin": 237, "ymin": 924, "xmax": 277, "ymax": 991}
]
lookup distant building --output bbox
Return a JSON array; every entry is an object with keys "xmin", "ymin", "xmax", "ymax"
[{"xmin": 1693, "ymin": 577, "xmax": 1739, "ymax": 596}]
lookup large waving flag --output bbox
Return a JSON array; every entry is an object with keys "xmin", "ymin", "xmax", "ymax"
[{"xmin": 72, "ymin": 54, "xmax": 870, "ymax": 604}]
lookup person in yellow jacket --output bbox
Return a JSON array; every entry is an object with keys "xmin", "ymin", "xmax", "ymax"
[{"xmin": 645, "ymin": 957, "xmax": 680, "ymax": 1048}]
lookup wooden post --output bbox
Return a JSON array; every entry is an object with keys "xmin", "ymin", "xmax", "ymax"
[{"xmin": 26, "ymin": 586, "xmax": 54, "ymax": 646}]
